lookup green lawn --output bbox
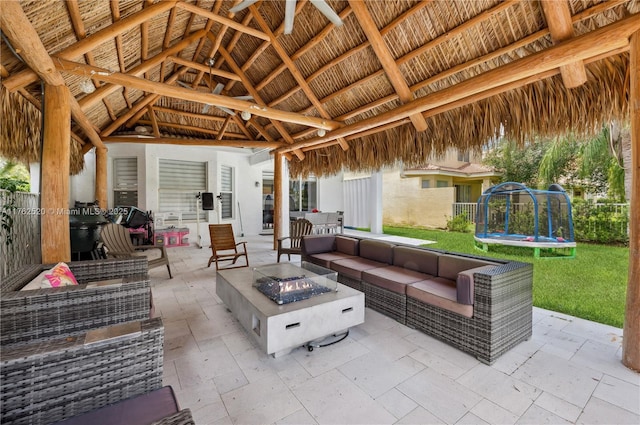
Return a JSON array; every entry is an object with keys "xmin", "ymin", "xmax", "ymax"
[{"xmin": 383, "ymin": 225, "xmax": 629, "ymax": 328}]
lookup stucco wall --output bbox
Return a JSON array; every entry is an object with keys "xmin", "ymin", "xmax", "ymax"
[{"xmin": 383, "ymin": 171, "xmax": 455, "ymax": 228}]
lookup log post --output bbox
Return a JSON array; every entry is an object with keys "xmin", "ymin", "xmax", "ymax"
[
  {"xmin": 41, "ymin": 84, "xmax": 71, "ymax": 263},
  {"xmin": 95, "ymin": 147, "xmax": 108, "ymax": 209},
  {"xmin": 273, "ymin": 152, "xmax": 283, "ymax": 251},
  {"xmin": 623, "ymin": 30, "xmax": 640, "ymax": 372}
]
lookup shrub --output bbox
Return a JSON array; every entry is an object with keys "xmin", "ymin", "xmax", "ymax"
[
  {"xmin": 572, "ymin": 199, "xmax": 628, "ymax": 245},
  {"xmin": 446, "ymin": 214, "xmax": 472, "ymax": 233}
]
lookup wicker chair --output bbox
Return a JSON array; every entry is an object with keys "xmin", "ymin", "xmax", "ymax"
[
  {"xmin": 207, "ymin": 224, "xmax": 249, "ymax": 270},
  {"xmin": 277, "ymin": 219, "xmax": 313, "ymax": 262},
  {"xmin": 0, "ymin": 318, "xmax": 167, "ymax": 424},
  {"xmin": 1, "ymin": 257, "xmax": 151, "ymax": 346},
  {"xmin": 100, "ymin": 223, "xmax": 172, "ymax": 278}
]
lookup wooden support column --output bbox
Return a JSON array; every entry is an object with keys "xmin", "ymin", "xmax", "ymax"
[
  {"xmin": 41, "ymin": 84, "xmax": 71, "ymax": 263},
  {"xmin": 623, "ymin": 30, "xmax": 640, "ymax": 372},
  {"xmin": 273, "ymin": 152, "xmax": 283, "ymax": 251},
  {"xmin": 95, "ymin": 147, "xmax": 108, "ymax": 210}
]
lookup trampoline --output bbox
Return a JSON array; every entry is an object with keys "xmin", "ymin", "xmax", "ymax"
[{"xmin": 474, "ymin": 182, "xmax": 576, "ymax": 259}]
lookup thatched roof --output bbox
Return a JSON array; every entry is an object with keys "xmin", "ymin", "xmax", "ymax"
[{"xmin": 1, "ymin": 0, "xmax": 638, "ymax": 176}]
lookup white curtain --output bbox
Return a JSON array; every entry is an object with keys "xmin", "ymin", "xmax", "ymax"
[{"xmin": 343, "ymin": 177, "xmax": 371, "ymax": 229}]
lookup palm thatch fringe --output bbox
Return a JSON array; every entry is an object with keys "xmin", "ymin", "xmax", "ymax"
[
  {"xmin": 1, "ymin": 86, "xmax": 85, "ymax": 175},
  {"xmin": 289, "ymin": 54, "xmax": 629, "ymax": 177}
]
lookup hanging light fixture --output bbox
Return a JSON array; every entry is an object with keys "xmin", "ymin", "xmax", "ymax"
[
  {"xmin": 317, "ymin": 128, "xmax": 326, "ymax": 137},
  {"xmin": 241, "ymin": 110, "xmax": 251, "ymax": 120},
  {"xmin": 79, "ymin": 79, "xmax": 96, "ymax": 94}
]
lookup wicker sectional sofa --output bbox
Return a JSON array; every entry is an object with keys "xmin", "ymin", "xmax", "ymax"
[
  {"xmin": 301, "ymin": 234, "xmax": 533, "ymax": 364},
  {"xmin": 1, "ymin": 258, "xmax": 152, "ymax": 346}
]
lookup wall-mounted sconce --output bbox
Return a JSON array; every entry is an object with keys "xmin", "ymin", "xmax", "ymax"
[{"xmin": 255, "ymin": 181, "xmax": 260, "ymax": 187}]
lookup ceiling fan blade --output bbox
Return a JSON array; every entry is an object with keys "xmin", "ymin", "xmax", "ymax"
[
  {"xmin": 176, "ymin": 81, "xmax": 192, "ymax": 89},
  {"xmin": 229, "ymin": 0, "xmax": 260, "ymax": 13},
  {"xmin": 284, "ymin": 0, "xmax": 296, "ymax": 35},
  {"xmin": 233, "ymin": 95, "xmax": 253, "ymax": 101},
  {"xmin": 202, "ymin": 104, "xmax": 211, "ymax": 114},
  {"xmin": 310, "ymin": 0, "xmax": 343, "ymax": 28},
  {"xmin": 213, "ymin": 83, "xmax": 225, "ymax": 95},
  {"xmin": 216, "ymin": 106, "xmax": 236, "ymax": 116}
]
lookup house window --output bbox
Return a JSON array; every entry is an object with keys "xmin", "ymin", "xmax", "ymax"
[
  {"xmin": 113, "ymin": 157, "xmax": 138, "ymax": 206},
  {"xmin": 436, "ymin": 180, "xmax": 449, "ymax": 188},
  {"xmin": 421, "ymin": 179, "xmax": 431, "ymax": 189},
  {"xmin": 455, "ymin": 184, "xmax": 472, "ymax": 202},
  {"xmin": 457, "ymin": 151, "xmax": 470, "ymax": 162},
  {"xmin": 220, "ymin": 165, "xmax": 234, "ymax": 220},
  {"xmin": 289, "ymin": 176, "xmax": 317, "ymax": 211},
  {"xmin": 158, "ymin": 159, "xmax": 207, "ymax": 222}
]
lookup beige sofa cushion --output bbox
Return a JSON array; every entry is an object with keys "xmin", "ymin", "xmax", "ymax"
[
  {"xmin": 331, "ymin": 257, "xmax": 388, "ymax": 280},
  {"xmin": 362, "ymin": 266, "xmax": 430, "ymax": 294},
  {"xmin": 407, "ymin": 278, "xmax": 473, "ymax": 318},
  {"xmin": 308, "ymin": 252, "xmax": 356, "ymax": 269}
]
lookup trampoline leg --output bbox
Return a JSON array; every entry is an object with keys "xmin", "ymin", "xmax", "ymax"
[{"xmin": 534, "ymin": 247, "xmax": 541, "ymax": 258}]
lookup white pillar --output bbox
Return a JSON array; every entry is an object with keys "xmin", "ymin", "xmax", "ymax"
[{"xmin": 370, "ymin": 171, "xmax": 383, "ymax": 234}]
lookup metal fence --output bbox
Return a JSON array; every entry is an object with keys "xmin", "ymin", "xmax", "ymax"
[{"xmin": 0, "ymin": 190, "xmax": 41, "ymax": 279}]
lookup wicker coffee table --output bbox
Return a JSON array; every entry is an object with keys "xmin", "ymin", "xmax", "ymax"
[{"xmin": 217, "ymin": 263, "xmax": 364, "ymax": 357}]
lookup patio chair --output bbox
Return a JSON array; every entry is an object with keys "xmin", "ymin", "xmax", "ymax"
[
  {"xmin": 277, "ymin": 218, "xmax": 313, "ymax": 262},
  {"xmin": 100, "ymin": 223, "xmax": 172, "ymax": 278},
  {"xmin": 207, "ymin": 224, "xmax": 249, "ymax": 270}
]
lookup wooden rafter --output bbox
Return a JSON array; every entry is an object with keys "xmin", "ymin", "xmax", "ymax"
[
  {"xmin": 103, "ymin": 136, "xmax": 282, "ymax": 148},
  {"xmin": 176, "ymin": 2, "xmax": 270, "ymax": 41},
  {"xmin": 247, "ymin": 4, "xmax": 349, "ymax": 150},
  {"xmin": 66, "ymin": 0, "xmax": 117, "ymax": 120},
  {"xmin": 349, "ymin": 0, "xmax": 427, "ymax": 132},
  {"xmin": 217, "ymin": 46, "xmax": 304, "ymax": 159},
  {"xmin": 146, "ymin": 106, "xmax": 161, "ymax": 137},
  {"xmin": 169, "ymin": 56, "xmax": 240, "ymax": 81},
  {"xmin": 110, "ymin": 1, "xmax": 133, "ymax": 110},
  {"xmin": 0, "ymin": 1, "xmax": 105, "ymax": 150},
  {"xmin": 79, "ymin": 30, "xmax": 207, "ymax": 109},
  {"xmin": 540, "ymin": 0, "xmax": 587, "ymax": 88},
  {"xmin": 54, "ymin": 58, "xmax": 341, "ymax": 130},
  {"xmin": 276, "ymin": 14, "xmax": 640, "ymax": 154},
  {"xmin": 2, "ymin": 0, "xmax": 177, "ymax": 92},
  {"xmin": 293, "ymin": 0, "xmax": 625, "ymax": 129},
  {"xmin": 136, "ymin": 120, "xmax": 247, "ymax": 139}
]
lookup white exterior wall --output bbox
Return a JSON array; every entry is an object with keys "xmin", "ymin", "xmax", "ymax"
[{"xmin": 69, "ymin": 144, "xmax": 342, "ymax": 244}]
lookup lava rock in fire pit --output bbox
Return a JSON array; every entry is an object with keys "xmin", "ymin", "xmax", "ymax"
[{"xmin": 256, "ymin": 275, "xmax": 332, "ymax": 305}]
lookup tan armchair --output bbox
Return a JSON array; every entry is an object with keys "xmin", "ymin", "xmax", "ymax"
[
  {"xmin": 278, "ymin": 219, "xmax": 313, "ymax": 262},
  {"xmin": 100, "ymin": 223, "xmax": 172, "ymax": 278}
]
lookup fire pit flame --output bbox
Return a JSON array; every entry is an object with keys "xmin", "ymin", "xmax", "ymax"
[{"xmin": 256, "ymin": 274, "xmax": 332, "ymax": 305}]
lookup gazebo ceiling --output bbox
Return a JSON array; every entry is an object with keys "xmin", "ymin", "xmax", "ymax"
[{"xmin": 1, "ymin": 0, "xmax": 639, "ymax": 176}]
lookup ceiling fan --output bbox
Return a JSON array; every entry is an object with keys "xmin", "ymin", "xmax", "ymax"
[
  {"xmin": 229, "ymin": 0, "xmax": 343, "ymax": 35},
  {"xmin": 176, "ymin": 58, "xmax": 253, "ymax": 116}
]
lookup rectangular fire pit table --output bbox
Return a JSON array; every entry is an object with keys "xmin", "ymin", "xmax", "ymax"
[{"xmin": 216, "ymin": 262, "xmax": 364, "ymax": 357}]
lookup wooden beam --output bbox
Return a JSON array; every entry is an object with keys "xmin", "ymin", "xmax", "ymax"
[
  {"xmin": 2, "ymin": 1, "xmax": 177, "ymax": 92},
  {"xmin": 540, "ymin": 0, "xmax": 587, "ymax": 88},
  {"xmin": 169, "ymin": 56, "xmax": 241, "ymax": 81},
  {"xmin": 136, "ymin": 120, "xmax": 247, "ymax": 139},
  {"xmin": 79, "ymin": 30, "xmax": 207, "ymax": 109},
  {"xmin": 276, "ymin": 14, "xmax": 640, "ymax": 154},
  {"xmin": 217, "ymin": 46, "xmax": 303, "ymax": 158},
  {"xmin": 348, "ymin": 0, "xmax": 427, "ymax": 131},
  {"xmin": 54, "ymin": 58, "xmax": 339, "ymax": 131},
  {"xmin": 176, "ymin": 1, "xmax": 270, "ymax": 41},
  {"xmin": 623, "ymin": 30, "xmax": 640, "ymax": 372},
  {"xmin": 103, "ymin": 136, "xmax": 283, "ymax": 148},
  {"xmin": 247, "ymin": 5, "xmax": 348, "ymax": 150},
  {"xmin": 216, "ymin": 115, "xmax": 233, "ymax": 140},
  {"xmin": 147, "ymin": 106, "xmax": 161, "ymax": 137},
  {"xmin": 0, "ymin": 1, "xmax": 105, "ymax": 150},
  {"xmin": 41, "ymin": 84, "xmax": 71, "ymax": 263}
]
